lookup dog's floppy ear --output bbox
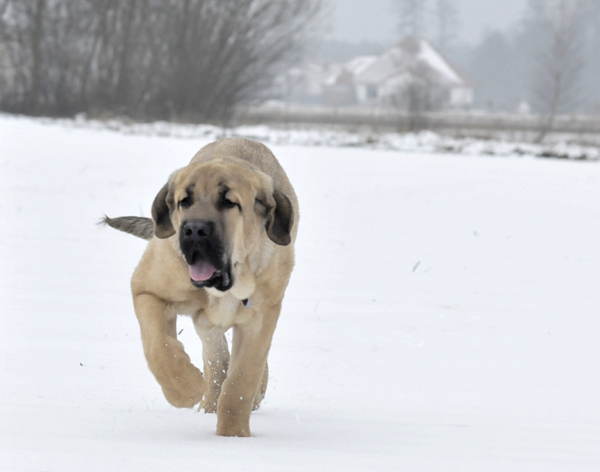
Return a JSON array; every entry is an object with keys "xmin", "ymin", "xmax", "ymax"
[
  {"xmin": 151, "ymin": 182, "xmax": 176, "ymax": 239},
  {"xmin": 265, "ymin": 189, "xmax": 294, "ymax": 246}
]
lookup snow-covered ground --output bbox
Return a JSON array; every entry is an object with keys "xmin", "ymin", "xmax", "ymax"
[
  {"xmin": 43, "ymin": 114, "xmax": 600, "ymax": 161},
  {"xmin": 1, "ymin": 114, "xmax": 600, "ymax": 471}
]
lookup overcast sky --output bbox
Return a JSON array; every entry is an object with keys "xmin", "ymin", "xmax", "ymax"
[{"xmin": 327, "ymin": 0, "xmax": 529, "ymax": 45}]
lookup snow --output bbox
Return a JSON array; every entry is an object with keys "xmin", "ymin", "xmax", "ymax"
[
  {"xmin": 325, "ymin": 56, "xmax": 378, "ymax": 86},
  {"xmin": 417, "ymin": 40, "xmax": 463, "ymax": 85},
  {"xmin": 1, "ymin": 113, "xmax": 600, "ymax": 471},
  {"xmin": 32, "ymin": 114, "xmax": 600, "ymax": 161},
  {"xmin": 345, "ymin": 55, "xmax": 379, "ymax": 77}
]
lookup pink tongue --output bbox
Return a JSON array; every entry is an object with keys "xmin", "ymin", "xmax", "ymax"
[{"xmin": 189, "ymin": 260, "xmax": 217, "ymax": 281}]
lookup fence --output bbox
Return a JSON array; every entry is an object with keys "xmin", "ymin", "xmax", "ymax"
[{"xmin": 235, "ymin": 105, "xmax": 600, "ymax": 139}]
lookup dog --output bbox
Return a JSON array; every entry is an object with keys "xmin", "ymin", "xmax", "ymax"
[{"xmin": 104, "ymin": 137, "xmax": 297, "ymax": 437}]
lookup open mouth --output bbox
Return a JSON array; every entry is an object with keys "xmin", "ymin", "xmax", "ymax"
[
  {"xmin": 179, "ymin": 219, "xmax": 232, "ymax": 291},
  {"xmin": 188, "ymin": 257, "xmax": 232, "ymax": 291}
]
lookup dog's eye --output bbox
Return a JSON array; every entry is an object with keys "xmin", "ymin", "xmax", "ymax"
[
  {"xmin": 179, "ymin": 196, "xmax": 192, "ymax": 208},
  {"xmin": 221, "ymin": 195, "xmax": 240, "ymax": 210}
]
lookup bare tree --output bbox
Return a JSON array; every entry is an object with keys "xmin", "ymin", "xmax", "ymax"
[
  {"xmin": 27, "ymin": 0, "xmax": 44, "ymax": 113},
  {"xmin": 154, "ymin": 0, "xmax": 325, "ymax": 122},
  {"xmin": 388, "ymin": 38, "xmax": 446, "ymax": 131},
  {"xmin": 404, "ymin": 63, "xmax": 445, "ymax": 130},
  {"xmin": 0, "ymin": 0, "xmax": 325, "ymax": 122},
  {"xmin": 0, "ymin": 0, "xmax": 46, "ymax": 112},
  {"xmin": 435, "ymin": 0, "xmax": 458, "ymax": 52},
  {"xmin": 394, "ymin": 0, "xmax": 429, "ymax": 39},
  {"xmin": 531, "ymin": 0, "xmax": 587, "ymax": 142}
]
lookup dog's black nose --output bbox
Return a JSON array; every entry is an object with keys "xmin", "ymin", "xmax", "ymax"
[{"xmin": 181, "ymin": 220, "xmax": 214, "ymax": 241}]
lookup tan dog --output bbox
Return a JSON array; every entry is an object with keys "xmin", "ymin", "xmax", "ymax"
[{"xmin": 104, "ymin": 137, "xmax": 297, "ymax": 437}]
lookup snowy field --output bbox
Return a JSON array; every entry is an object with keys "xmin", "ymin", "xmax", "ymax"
[
  {"xmin": 1, "ymin": 114, "xmax": 600, "ymax": 471},
  {"xmin": 39, "ymin": 114, "xmax": 600, "ymax": 161}
]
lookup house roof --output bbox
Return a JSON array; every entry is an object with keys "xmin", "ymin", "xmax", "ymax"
[
  {"xmin": 331, "ymin": 37, "xmax": 471, "ymax": 88},
  {"xmin": 415, "ymin": 39, "xmax": 464, "ymax": 85},
  {"xmin": 345, "ymin": 55, "xmax": 379, "ymax": 77},
  {"xmin": 323, "ymin": 56, "xmax": 375, "ymax": 86}
]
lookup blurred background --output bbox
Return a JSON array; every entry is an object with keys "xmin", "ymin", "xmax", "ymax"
[{"xmin": 0, "ymin": 0, "xmax": 599, "ymax": 142}]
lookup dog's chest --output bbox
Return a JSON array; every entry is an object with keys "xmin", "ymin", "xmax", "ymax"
[{"xmin": 205, "ymin": 294, "xmax": 253, "ymax": 329}]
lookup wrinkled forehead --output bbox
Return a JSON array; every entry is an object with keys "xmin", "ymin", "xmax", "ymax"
[{"xmin": 176, "ymin": 159, "xmax": 263, "ymax": 196}]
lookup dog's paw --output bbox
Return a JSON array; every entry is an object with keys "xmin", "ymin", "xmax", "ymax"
[
  {"xmin": 147, "ymin": 341, "xmax": 206, "ymax": 408},
  {"xmin": 216, "ymin": 417, "xmax": 251, "ymax": 437},
  {"xmin": 199, "ymin": 395, "xmax": 219, "ymax": 414},
  {"xmin": 216, "ymin": 395, "xmax": 252, "ymax": 437},
  {"xmin": 196, "ymin": 390, "xmax": 219, "ymax": 413},
  {"xmin": 160, "ymin": 362, "xmax": 206, "ymax": 408}
]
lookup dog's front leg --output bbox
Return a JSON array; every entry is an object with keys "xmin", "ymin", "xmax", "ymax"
[
  {"xmin": 216, "ymin": 308, "xmax": 279, "ymax": 437},
  {"xmin": 133, "ymin": 293, "xmax": 206, "ymax": 408},
  {"xmin": 193, "ymin": 317, "xmax": 230, "ymax": 413}
]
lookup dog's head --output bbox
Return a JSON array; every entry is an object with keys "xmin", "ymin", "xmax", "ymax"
[{"xmin": 151, "ymin": 157, "xmax": 293, "ymax": 295}]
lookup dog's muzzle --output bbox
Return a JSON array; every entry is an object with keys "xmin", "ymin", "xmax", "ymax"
[{"xmin": 179, "ymin": 219, "xmax": 233, "ymax": 291}]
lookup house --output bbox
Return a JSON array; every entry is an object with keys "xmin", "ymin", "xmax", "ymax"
[
  {"xmin": 331, "ymin": 37, "xmax": 473, "ymax": 110},
  {"xmin": 282, "ymin": 37, "xmax": 473, "ymax": 111}
]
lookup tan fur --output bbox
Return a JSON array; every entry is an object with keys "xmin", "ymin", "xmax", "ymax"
[{"xmin": 124, "ymin": 138, "xmax": 298, "ymax": 437}]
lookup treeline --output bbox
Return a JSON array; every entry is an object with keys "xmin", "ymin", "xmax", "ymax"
[
  {"xmin": 0, "ymin": 0, "xmax": 323, "ymax": 122},
  {"xmin": 466, "ymin": 0, "xmax": 600, "ymax": 115}
]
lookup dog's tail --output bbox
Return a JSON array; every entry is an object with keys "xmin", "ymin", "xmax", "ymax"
[{"xmin": 100, "ymin": 215, "xmax": 155, "ymax": 241}]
